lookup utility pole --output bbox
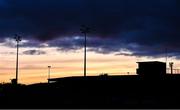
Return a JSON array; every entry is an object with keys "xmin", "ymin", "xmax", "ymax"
[
  {"xmin": 48, "ymin": 66, "xmax": 51, "ymax": 83},
  {"xmin": 80, "ymin": 25, "xmax": 91, "ymax": 77},
  {"xmin": 14, "ymin": 34, "xmax": 21, "ymax": 84}
]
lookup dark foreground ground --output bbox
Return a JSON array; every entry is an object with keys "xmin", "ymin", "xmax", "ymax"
[{"xmin": 1, "ymin": 75, "xmax": 180, "ymax": 109}]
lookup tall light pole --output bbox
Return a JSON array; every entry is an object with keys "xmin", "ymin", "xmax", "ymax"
[
  {"xmin": 48, "ymin": 66, "xmax": 51, "ymax": 83},
  {"xmin": 14, "ymin": 34, "xmax": 21, "ymax": 84},
  {"xmin": 80, "ymin": 25, "xmax": 91, "ymax": 77},
  {"xmin": 165, "ymin": 48, "xmax": 168, "ymax": 74},
  {"xmin": 169, "ymin": 62, "xmax": 174, "ymax": 74},
  {"xmin": 165, "ymin": 48, "xmax": 168, "ymax": 64}
]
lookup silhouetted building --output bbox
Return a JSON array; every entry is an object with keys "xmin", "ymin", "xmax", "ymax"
[{"xmin": 136, "ymin": 61, "xmax": 166, "ymax": 78}]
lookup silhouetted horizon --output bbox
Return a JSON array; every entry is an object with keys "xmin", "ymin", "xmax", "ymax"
[
  {"xmin": 0, "ymin": 0, "xmax": 179, "ymax": 84},
  {"xmin": 0, "ymin": 0, "xmax": 179, "ymax": 108}
]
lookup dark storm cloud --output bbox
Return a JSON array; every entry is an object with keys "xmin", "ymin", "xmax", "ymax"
[{"xmin": 0, "ymin": 0, "xmax": 179, "ymax": 58}]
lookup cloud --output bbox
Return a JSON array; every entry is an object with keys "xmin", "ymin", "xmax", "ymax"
[
  {"xmin": 0, "ymin": 0, "xmax": 177, "ymax": 39},
  {"xmin": 0, "ymin": 52, "xmax": 15, "ymax": 55},
  {"xmin": 22, "ymin": 50, "xmax": 46, "ymax": 55},
  {"xmin": 0, "ymin": 0, "xmax": 179, "ymax": 58}
]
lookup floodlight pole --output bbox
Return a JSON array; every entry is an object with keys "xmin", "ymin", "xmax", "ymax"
[
  {"xmin": 169, "ymin": 62, "xmax": 174, "ymax": 74},
  {"xmin": 165, "ymin": 48, "xmax": 168, "ymax": 74},
  {"xmin": 84, "ymin": 32, "xmax": 87, "ymax": 77},
  {"xmin": 14, "ymin": 34, "xmax": 21, "ymax": 84},
  {"xmin": 48, "ymin": 66, "xmax": 51, "ymax": 83},
  {"xmin": 80, "ymin": 25, "xmax": 91, "ymax": 77},
  {"xmin": 165, "ymin": 48, "xmax": 168, "ymax": 64}
]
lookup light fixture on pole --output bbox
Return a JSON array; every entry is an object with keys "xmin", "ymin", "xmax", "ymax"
[
  {"xmin": 48, "ymin": 66, "xmax": 51, "ymax": 83},
  {"xmin": 169, "ymin": 62, "xmax": 174, "ymax": 74},
  {"xmin": 14, "ymin": 34, "xmax": 21, "ymax": 84},
  {"xmin": 80, "ymin": 25, "xmax": 91, "ymax": 77}
]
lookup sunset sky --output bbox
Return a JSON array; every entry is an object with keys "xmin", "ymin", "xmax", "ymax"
[{"xmin": 0, "ymin": 0, "xmax": 179, "ymax": 84}]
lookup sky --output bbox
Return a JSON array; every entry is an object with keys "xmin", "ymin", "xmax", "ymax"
[{"xmin": 0, "ymin": 0, "xmax": 179, "ymax": 84}]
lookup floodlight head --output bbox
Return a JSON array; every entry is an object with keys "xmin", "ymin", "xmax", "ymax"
[
  {"xmin": 169, "ymin": 62, "xmax": 174, "ymax": 64},
  {"xmin": 48, "ymin": 66, "xmax": 51, "ymax": 68},
  {"xmin": 169, "ymin": 62, "xmax": 174, "ymax": 67},
  {"xmin": 80, "ymin": 25, "xmax": 91, "ymax": 34},
  {"xmin": 14, "ymin": 34, "xmax": 22, "ymax": 42}
]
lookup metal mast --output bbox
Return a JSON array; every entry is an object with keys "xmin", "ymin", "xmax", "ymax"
[
  {"xmin": 80, "ymin": 25, "xmax": 91, "ymax": 77},
  {"xmin": 48, "ymin": 66, "xmax": 51, "ymax": 83},
  {"xmin": 169, "ymin": 62, "xmax": 174, "ymax": 74},
  {"xmin": 14, "ymin": 34, "xmax": 21, "ymax": 84}
]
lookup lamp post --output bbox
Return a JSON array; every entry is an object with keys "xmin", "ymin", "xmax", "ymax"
[
  {"xmin": 80, "ymin": 25, "xmax": 91, "ymax": 77},
  {"xmin": 169, "ymin": 62, "xmax": 174, "ymax": 74},
  {"xmin": 14, "ymin": 34, "xmax": 21, "ymax": 84},
  {"xmin": 48, "ymin": 66, "xmax": 51, "ymax": 83}
]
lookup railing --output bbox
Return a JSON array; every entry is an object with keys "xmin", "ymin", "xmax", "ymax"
[{"xmin": 166, "ymin": 68, "xmax": 180, "ymax": 74}]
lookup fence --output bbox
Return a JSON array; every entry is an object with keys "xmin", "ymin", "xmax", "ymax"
[{"xmin": 166, "ymin": 68, "xmax": 180, "ymax": 74}]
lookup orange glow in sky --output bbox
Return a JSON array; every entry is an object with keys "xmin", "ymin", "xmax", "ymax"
[{"xmin": 0, "ymin": 44, "xmax": 179, "ymax": 84}]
